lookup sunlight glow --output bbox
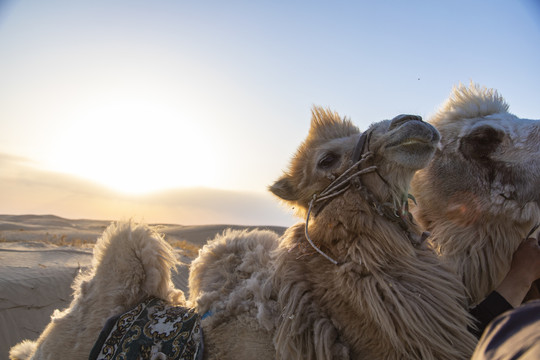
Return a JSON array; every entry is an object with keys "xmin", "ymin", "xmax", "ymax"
[{"xmin": 48, "ymin": 98, "xmax": 217, "ymax": 194}]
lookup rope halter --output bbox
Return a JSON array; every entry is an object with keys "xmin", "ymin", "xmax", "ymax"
[
  {"xmin": 304, "ymin": 130, "xmax": 376, "ymax": 265},
  {"xmin": 303, "ymin": 119, "xmax": 429, "ymax": 265}
]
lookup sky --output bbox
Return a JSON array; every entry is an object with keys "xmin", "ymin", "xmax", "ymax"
[{"xmin": 0, "ymin": 0, "xmax": 539, "ymax": 226}]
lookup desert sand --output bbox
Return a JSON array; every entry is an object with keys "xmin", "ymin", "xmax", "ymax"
[{"xmin": 0, "ymin": 214, "xmax": 286, "ymax": 360}]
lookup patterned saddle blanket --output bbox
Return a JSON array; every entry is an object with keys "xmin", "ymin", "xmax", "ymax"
[{"xmin": 89, "ymin": 297, "xmax": 203, "ymax": 360}]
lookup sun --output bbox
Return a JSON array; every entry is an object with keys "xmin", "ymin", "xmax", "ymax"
[{"xmin": 48, "ymin": 99, "xmax": 218, "ymax": 194}]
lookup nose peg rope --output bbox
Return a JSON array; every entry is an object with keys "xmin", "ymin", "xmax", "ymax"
[
  {"xmin": 305, "ymin": 194, "xmax": 339, "ymax": 265},
  {"xmin": 303, "ymin": 150, "xmax": 376, "ymax": 266}
]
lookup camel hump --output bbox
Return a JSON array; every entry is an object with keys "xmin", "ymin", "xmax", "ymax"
[
  {"xmin": 432, "ymin": 82, "xmax": 509, "ymax": 127},
  {"xmin": 87, "ymin": 221, "xmax": 185, "ymax": 308},
  {"xmin": 188, "ymin": 229, "xmax": 279, "ymax": 325},
  {"xmin": 9, "ymin": 340, "xmax": 37, "ymax": 360}
]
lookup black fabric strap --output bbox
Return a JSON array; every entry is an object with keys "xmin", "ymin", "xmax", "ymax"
[
  {"xmin": 88, "ymin": 314, "xmax": 121, "ymax": 360},
  {"xmin": 469, "ymin": 291, "xmax": 513, "ymax": 339}
]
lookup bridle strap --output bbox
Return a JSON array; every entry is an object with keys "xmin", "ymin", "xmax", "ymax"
[{"xmin": 351, "ymin": 130, "xmax": 372, "ymax": 164}]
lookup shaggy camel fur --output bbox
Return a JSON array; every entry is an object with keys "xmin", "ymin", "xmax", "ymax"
[
  {"xmin": 11, "ymin": 108, "xmax": 479, "ymax": 360},
  {"xmin": 9, "ymin": 222, "xmax": 185, "ymax": 360},
  {"xmin": 190, "ymin": 108, "xmax": 477, "ymax": 359},
  {"xmin": 188, "ymin": 229, "xmax": 280, "ymax": 359},
  {"xmin": 411, "ymin": 83, "xmax": 540, "ymax": 306}
]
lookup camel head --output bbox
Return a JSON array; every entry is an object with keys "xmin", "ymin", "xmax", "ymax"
[
  {"xmin": 270, "ymin": 107, "xmax": 440, "ymax": 223},
  {"xmin": 411, "ymin": 83, "xmax": 540, "ymax": 230}
]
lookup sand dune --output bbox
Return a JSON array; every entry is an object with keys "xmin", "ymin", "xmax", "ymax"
[{"xmin": 0, "ymin": 214, "xmax": 286, "ymax": 360}]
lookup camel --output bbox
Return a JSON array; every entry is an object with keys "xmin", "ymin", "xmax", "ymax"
[
  {"xmin": 9, "ymin": 222, "xmax": 187, "ymax": 360},
  {"xmin": 410, "ymin": 83, "xmax": 540, "ymax": 306},
  {"xmin": 190, "ymin": 108, "xmax": 477, "ymax": 359},
  {"xmin": 10, "ymin": 107, "xmax": 478, "ymax": 360}
]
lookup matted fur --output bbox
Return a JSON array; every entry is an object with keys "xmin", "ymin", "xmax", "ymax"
[
  {"xmin": 190, "ymin": 107, "xmax": 477, "ymax": 359},
  {"xmin": 188, "ymin": 229, "xmax": 279, "ymax": 359},
  {"xmin": 9, "ymin": 221, "xmax": 184, "ymax": 360},
  {"xmin": 189, "ymin": 229, "xmax": 278, "ymax": 327},
  {"xmin": 273, "ymin": 221, "xmax": 473, "ymax": 359},
  {"xmin": 411, "ymin": 83, "xmax": 540, "ymax": 306}
]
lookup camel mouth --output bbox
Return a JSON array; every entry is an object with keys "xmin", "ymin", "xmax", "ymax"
[
  {"xmin": 384, "ymin": 118, "xmax": 441, "ymax": 152},
  {"xmin": 401, "ymin": 138, "xmax": 429, "ymax": 146},
  {"xmin": 387, "ymin": 137, "xmax": 437, "ymax": 150},
  {"xmin": 383, "ymin": 125, "xmax": 440, "ymax": 170}
]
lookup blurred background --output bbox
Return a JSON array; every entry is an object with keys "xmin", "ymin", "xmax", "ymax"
[{"xmin": 0, "ymin": 0, "xmax": 538, "ymax": 226}]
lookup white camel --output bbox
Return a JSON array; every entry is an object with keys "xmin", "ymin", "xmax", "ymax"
[{"xmin": 411, "ymin": 83, "xmax": 540, "ymax": 306}]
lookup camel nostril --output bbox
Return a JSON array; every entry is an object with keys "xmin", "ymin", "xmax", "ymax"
[{"xmin": 388, "ymin": 114, "xmax": 423, "ymax": 131}]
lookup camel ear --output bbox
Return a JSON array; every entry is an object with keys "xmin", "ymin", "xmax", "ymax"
[{"xmin": 269, "ymin": 176, "xmax": 298, "ymax": 201}]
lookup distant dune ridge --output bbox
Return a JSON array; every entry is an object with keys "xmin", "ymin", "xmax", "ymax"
[
  {"xmin": 0, "ymin": 214, "xmax": 286, "ymax": 360},
  {"xmin": 0, "ymin": 153, "xmax": 296, "ymax": 227}
]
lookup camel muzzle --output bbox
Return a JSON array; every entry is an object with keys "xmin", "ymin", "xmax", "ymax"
[{"xmin": 352, "ymin": 114, "xmax": 424, "ymax": 163}]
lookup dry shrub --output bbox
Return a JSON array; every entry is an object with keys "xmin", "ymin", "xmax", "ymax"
[{"xmin": 169, "ymin": 239, "xmax": 200, "ymax": 258}]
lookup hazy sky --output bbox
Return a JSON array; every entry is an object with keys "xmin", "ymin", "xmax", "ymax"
[{"xmin": 0, "ymin": 0, "xmax": 539, "ymax": 225}]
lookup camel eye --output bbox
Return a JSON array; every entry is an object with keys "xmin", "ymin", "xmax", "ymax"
[{"xmin": 318, "ymin": 152, "xmax": 340, "ymax": 169}]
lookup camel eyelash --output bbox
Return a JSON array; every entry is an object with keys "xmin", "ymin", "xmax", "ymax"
[{"xmin": 317, "ymin": 152, "xmax": 340, "ymax": 168}]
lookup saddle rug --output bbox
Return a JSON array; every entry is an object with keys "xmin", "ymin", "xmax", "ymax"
[{"xmin": 89, "ymin": 297, "xmax": 203, "ymax": 360}]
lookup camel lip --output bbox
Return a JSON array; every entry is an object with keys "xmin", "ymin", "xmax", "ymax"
[
  {"xmin": 400, "ymin": 138, "xmax": 430, "ymax": 146},
  {"xmin": 387, "ymin": 137, "xmax": 437, "ymax": 149}
]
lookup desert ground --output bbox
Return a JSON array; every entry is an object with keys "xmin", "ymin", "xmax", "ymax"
[{"xmin": 0, "ymin": 214, "xmax": 286, "ymax": 360}]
